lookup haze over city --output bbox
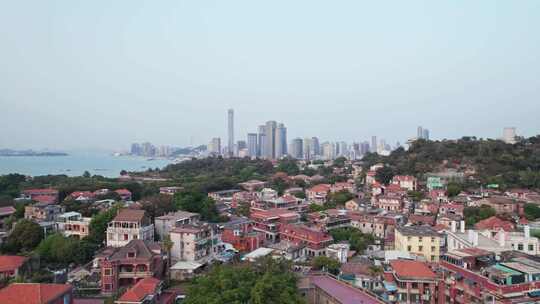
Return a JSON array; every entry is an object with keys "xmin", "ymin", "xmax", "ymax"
[{"xmin": 1, "ymin": 1, "xmax": 539, "ymax": 150}]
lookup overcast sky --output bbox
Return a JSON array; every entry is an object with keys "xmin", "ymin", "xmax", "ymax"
[{"xmin": 1, "ymin": 1, "xmax": 539, "ymax": 151}]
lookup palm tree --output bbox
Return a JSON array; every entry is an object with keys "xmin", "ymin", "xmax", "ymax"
[{"xmin": 162, "ymin": 234, "xmax": 174, "ymax": 283}]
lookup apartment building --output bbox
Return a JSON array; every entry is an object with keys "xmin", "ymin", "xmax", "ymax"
[{"xmin": 106, "ymin": 209, "xmax": 154, "ymax": 248}]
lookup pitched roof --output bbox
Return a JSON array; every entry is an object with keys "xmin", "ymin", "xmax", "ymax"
[
  {"xmin": 309, "ymin": 275, "xmax": 384, "ymax": 304},
  {"xmin": 0, "ymin": 206, "xmax": 16, "ymax": 216},
  {"xmin": 474, "ymin": 216, "xmax": 515, "ymax": 231},
  {"xmin": 309, "ymin": 184, "xmax": 331, "ymax": 193},
  {"xmin": 113, "ymin": 209, "xmax": 146, "ymax": 222},
  {"xmin": 0, "ymin": 255, "xmax": 28, "ymax": 272},
  {"xmin": 0, "ymin": 283, "xmax": 71, "ymax": 304},
  {"xmin": 110, "ymin": 240, "xmax": 158, "ymax": 262},
  {"xmin": 117, "ymin": 277, "xmax": 160, "ymax": 302},
  {"xmin": 390, "ymin": 260, "xmax": 437, "ymax": 280}
]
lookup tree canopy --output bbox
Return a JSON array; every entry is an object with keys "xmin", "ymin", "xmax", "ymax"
[{"xmin": 2, "ymin": 219, "xmax": 44, "ymax": 253}]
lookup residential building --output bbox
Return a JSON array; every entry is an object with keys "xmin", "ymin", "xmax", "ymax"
[
  {"xmin": 299, "ymin": 274, "xmax": 385, "ymax": 304},
  {"xmin": 208, "ymin": 137, "xmax": 221, "ymax": 155},
  {"xmin": 115, "ymin": 277, "xmax": 171, "ymax": 304},
  {"xmin": 0, "ymin": 206, "xmax": 16, "ymax": 230},
  {"xmin": 238, "ymin": 180, "xmax": 266, "ymax": 192},
  {"xmin": 0, "ymin": 283, "xmax": 73, "ymax": 304},
  {"xmin": 220, "ymin": 217, "xmax": 263, "ymax": 252},
  {"xmin": 101, "ymin": 240, "xmax": 164, "ymax": 295},
  {"xmin": 375, "ymin": 196, "xmax": 404, "ymax": 212},
  {"xmin": 386, "ymin": 260, "xmax": 442, "ymax": 304},
  {"xmin": 21, "ymin": 188, "xmax": 59, "ymax": 204},
  {"xmin": 394, "ymin": 226, "xmax": 443, "ymax": 262},
  {"xmin": 279, "ymin": 224, "xmax": 333, "ymax": 257},
  {"xmin": 250, "ymin": 208, "xmax": 300, "ymax": 242},
  {"xmin": 391, "ymin": 175, "xmax": 417, "ymax": 191},
  {"xmin": 306, "ymin": 184, "xmax": 331, "ymax": 205},
  {"xmin": 24, "ymin": 203, "xmax": 64, "ymax": 222},
  {"xmin": 55, "ymin": 211, "xmax": 91, "ymax": 239},
  {"xmin": 502, "ymin": 127, "xmax": 517, "ymax": 144},
  {"xmin": 154, "ymin": 211, "xmax": 200, "ymax": 240},
  {"xmin": 159, "ymin": 186, "xmax": 183, "ymax": 195},
  {"xmin": 0, "ymin": 256, "xmax": 28, "ymax": 280},
  {"xmin": 170, "ymin": 223, "xmax": 217, "ymax": 264},
  {"xmin": 115, "ymin": 189, "xmax": 132, "ymax": 201},
  {"xmin": 106, "ymin": 209, "xmax": 154, "ymax": 248}
]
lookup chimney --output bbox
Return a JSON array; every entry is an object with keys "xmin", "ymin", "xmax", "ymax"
[
  {"xmin": 460, "ymin": 220, "xmax": 465, "ymax": 233},
  {"xmin": 451, "ymin": 221, "xmax": 457, "ymax": 233},
  {"xmin": 525, "ymin": 225, "xmax": 531, "ymax": 239},
  {"xmin": 498, "ymin": 231, "xmax": 506, "ymax": 247}
]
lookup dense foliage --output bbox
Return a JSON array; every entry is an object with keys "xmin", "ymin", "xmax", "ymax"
[
  {"xmin": 184, "ymin": 258, "xmax": 304, "ymax": 304},
  {"xmin": 36, "ymin": 234, "xmax": 97, "ymax": 266},
  {"xmin": 463, "ymin": 205, "xmax": 497, "ymax": 226},
  {"xmin": 2, "ymin": 219, "xmax": 44, "ymax": 253},
  {"xmin": 329, "ymin": 227, "xmax": 375, "ymax": 252},
  {"xmin": 174, "ymin": 191, "xmax": 221, "ymax": 222},
  {"xmin": 362, "ymin": 136, "xmax": 540, "ymax": 189},
  {"xmin": 311, "ymin": 256, "xmax": 341, "ymax": 275}
]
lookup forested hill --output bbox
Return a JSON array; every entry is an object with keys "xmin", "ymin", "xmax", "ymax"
[{"xmin": 362, "ymin": 136, "xmax": 540, "ymax": 189}]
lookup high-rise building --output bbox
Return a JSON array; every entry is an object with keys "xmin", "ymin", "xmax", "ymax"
[
  {"xmin": 276, "ymin": 123, "xmax": 287, "ymax": 158},
  {"xmin": 264, "ymin": 121, "xmax": 277, "ymax": 159},
  {"xmin": 247, "ymin": 133, "xmax": 258, "ymax": 157},
  {"xmin": 371, "ymin": 136, "xmax": 377, "ymax": 153},
  {"xmin": 311, "ymin": 137, "xmax": 320, "ymax": 156},
  {"xmin": 130, "ymin": 143, "xmax": 142, "ymax": 156},
  {"xmin": 423, "ymin": 129, "xmax": 430, "ymax": 140},
  {"xmin": 237, "ymin": 140, "xmax": 247, "ymax": 151},
  {"xmin": 227, "ymin": 109, "xmax": 234, "ymax": 156},
  {"xmin": 303, "ymin": 137, "xmax": 312, "ymax": 160},
  {"xmin": 257, "ymin": 125, "xmax": 266, "ymax": 157},
  {"xmin": 502, "ymin": 127, "xmax": 517, "ymax": 144},
  {"xmin": 321, "ymin": 142, "xmax": 335, "ymax": 160},
  {"xmin": 290, "ymin": 138, "xmax": 303, "ymax": 159},
  {"xmin": 141, "ymin": 142, "xmax": 156, "ymax": 157},
  {"xmin": 208, "ymin": 137, "xmax": 221, "ymax": 155},
  {"xmin": 417, "ymin": 126, "xmax": 424, "ymax": 139},
  {"xmin": 360, "ymin": 141, "xmax": 370, "ymax": 155},
  {"xmin": 338, "ymin": 141, "xmax": 348, "ymax": 157}
]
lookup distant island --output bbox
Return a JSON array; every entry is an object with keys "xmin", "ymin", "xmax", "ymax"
[{"xmin": 0, "ymin": 149, "xmax": 68, "ymax": 157}]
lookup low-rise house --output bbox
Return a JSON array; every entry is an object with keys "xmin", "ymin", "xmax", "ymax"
[
  {"xmin": 56, "ymin": 212, "xmax": 91, "ymax": 239},
  {"xmin": 0, "ymin": 255, "xmax": 28, "ymax": 280},
  {"xmin": 115, "ymin": 277, "xmax": 170, "ymax": 304},
  {"xmin": 391, "ymin": 175, "xmax": 417, "ymax": 191},
  {"xmin": 407, "ymin": 214, "xmax": 436, "ymax": 226},
  {"xmin": 0, "ymin": 283, "xmax": 73, "ymax": 304},
  {"xmin": 375, "ymin": 196, "xmax": 404, "ymax": 212},
  {"xmin": 25, "ymin": 203, "xmax": 64, "ymax": 222},
  {"xmin": 299, "ymin": 274, "xmax": 385, "ymax": 304},
  {"xmin": 0, "ymin": 206, "xmax": 16, "ymax": 230},
  {"xmin": 238, "ymin": 180, "xmax": 266, "ymax": 192},
  {"xmin": 394, "ymin": 226, "xmax": 443, "ymax": 262},
  {"xmin": 345, "ymin": 199, "xmax": 361, "ymax": 211},
  {"xmin": 159, "ymin": 186, "xmax": 183, "ymax": 195},
  {"xmin": 438, "ymin": 202, "xmax": 464, "ymax": 217},
  {"xmin": 331, "ymin": 182, "xmax": 355, "ymax": 194},
  {"xmin": 473, "ymin": 196, "xmax": 523, "ymax": 215},
  {"xmin": 308, "ymin": 209, "xmax": 351, "ymax": 231},
  {"xmin": 106, "ymin": 209, "xmax": 154, "ymax": 248},
  {"xmin": 250, "ymin": 208, "xmax": 300, "ymax": 242},
  {"xmin": 268, "ymin": 241, "xmax": 305, "ymax": 261},
  {"xmin": 114, "ymin": 189, "xmax": 132, "ymax": 201},
  {"xmin": 101, "ymin": 240, "xmax": 164, "ymax": 295},
  {"xmin": 154, "ymin": 211, "xmax": 200, "ymax": 240},
  {"xmin": 326, "ymin": 243, "xmax": 350, "ymax": 263},
  {"xmin": 341, "ymin": 261, "xmax": 384, "ymax": 291},
  {"xmin": 306, "ymin": 184, "xmax": 331, "ymax": 205},
  {"xmin": 386, "ymin": 260, "xmax": 442, "ymax": 304},
  {"xmin": 220, "ymin": 217, "xmax": 263, "ymax": 252},
  {"xmin": 20, "ymin": 188, "xmax": 59, "ymax": 204},
  {"xmin": 69, "ymin": 191, "xmax": 96, "ymax": 203},
  {"xmin": 279, "ymin": 224, "xmax": 333, "ymax": 257},
  {"xmin": 474, "ymin": 216, "xmax": 515, "ymax": 233},
  {"xmin": 259, "ymin": 188, "xmax": 278, "ymax": 201}
]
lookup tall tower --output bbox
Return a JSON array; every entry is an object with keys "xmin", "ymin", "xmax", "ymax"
[
  {"xmin": 257, "ymin": 125, "xmax": 266, "ymax": 157},
  {"xmin": 276, "ymin": 123, "xmax": 287, "ymax": 159},
  {"xmin": 371, "ymin": 136, "xmax": 377, "ymax": 153},
  {"xmin": 247, "ymin": 133, "xmax": 258, "ymax": 157},
  {"xmin": 417, "ymin": 126, "xmax": 424, "ymax": 139},
  {"xmin": 227, "ymin": 109, "xmax": 234, "ymax": 156},
  {"xmin": 264, "ymin": 121, "xmax": 277, "ymax": 159}
]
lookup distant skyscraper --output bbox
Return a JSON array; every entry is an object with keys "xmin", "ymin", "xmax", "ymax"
[
  {"xmin": 503, "ymin": 127, "xmax": 517, "ymax": 144},
  {"xmin": 338, "ymin": 141, "xmax": 348, "ymax": 157},
  {"xmin": 237, "ymin": 140, "xmax": 246, "ymax": 150},
  {"xmin": 311, "ymin": 137, "xmax": 320, "ymax": 156},
  {"xmin": 257, "ymin": 125, "xmax": 266, "ymax": 157},
  {"xmin": 417, "ymin": 126, "xmax": 424, "ymax": 139},
  {"xmin": 130, "ymin": 143, "xmax": 142, "ymax": 156},
  {"xmin": 227, "ymin": 109, "xmax": 234, "ymax": 156},
  {"xmin": 247, "ymin": 133, "xmax": 258, "ymax": 157},
  {"xmin": 264, "ymin": 121, "xmax": 277, "ymax": 159},
  {"xmin": 322, "ymin": 142, "xmax": 335, "ymax": 160},
  {"xmin": 423, "ymin": 129, "xmax": 430, "ymax": 140},
  {"xmin": 275, "ymin": 123, "xmax": 287, "ymax": 158},
  {"xmin": 371, "ymin": 136, "xmax": 377, "ymax": 153},
  {"xmin": 360, "ymin": 141, "xmax": 370, "ymax": 155},
  {"xmin": 209, "ymin": 137, "xmax": 221, "ymax": 155},
  {"xmin": 303, "ymin": 138, "xmax": 312, "ymax": 160},
  {"xmin": 291, "ymin": 138, "xmax": 303, "ymax": 159}
]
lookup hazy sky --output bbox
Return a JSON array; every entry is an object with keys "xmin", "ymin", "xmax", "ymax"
[{"xmin": 1, "ymin": 1, "xmax": 539, "ymax": 151}]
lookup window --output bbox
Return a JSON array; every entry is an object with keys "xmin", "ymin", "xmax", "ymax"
[
  {"xmin": 123, "ymin": 234, "xmax": 129, "ymax": 241},
  {"xmin": 419, "ymin": 237, "xmax": 423, "ymax": 242},
  {"xmin": 104, "ymin": 269, "xmax": 112, "ymax": 276},
  {"xmin": 529, "ymin": 244, "xmax": 534, "ymax": 251},
  {"xmin": 104, "ymin": 283, "xmax": 112, "ymax": 291},
  {"xmin": 431, "ymin": 237, "xmax": 435, "ymax": 242},
  {"xmin": 407, "ymin": 246, "xmax": 412, "ymax": 251},
  {"xmin": 133, "ymin": 234, "xmax": 138, "ymax": 239},
  {"xmin": 431, "ymin": 255, "xmax": 436, "ymax": 261},
  {"xmin": 431, "ymin": 246, "xmax": 436, "ymax": 252},
  {"xmin": 418, "ymin": 246, "xmax": 423, "ymax": 251},
  {"xmin": 518, "ymin": 244, "xmax": 524, "ymax": 251}
]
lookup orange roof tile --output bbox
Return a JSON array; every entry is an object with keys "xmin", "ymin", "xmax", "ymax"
[
  {"xmin": 0, "ymin": 283, "xmax": 71, "ymax": 304},
  {"xmin": 390, "ymin": 260, "xmax": 437, "ymax": 280},
  {"xmin": 117, "ymin": 277, "xmax": 160, "ymax": 302}
]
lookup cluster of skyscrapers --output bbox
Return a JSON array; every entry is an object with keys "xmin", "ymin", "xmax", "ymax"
[
  {"xmin": 207, "ymin": 109, "xmax": 403, "ymax": 160},
  {"xmin": 130, "ymin": 142, "xmax": 174, "ymax": 157},
  {"xmin": 417, "ymin": 126, "xmax": 430, "ymax": 140}
]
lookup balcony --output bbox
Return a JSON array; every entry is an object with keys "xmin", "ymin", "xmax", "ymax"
[{"xmin": 118, "ymin": 271, "xmax": 153, "ymax": 279}]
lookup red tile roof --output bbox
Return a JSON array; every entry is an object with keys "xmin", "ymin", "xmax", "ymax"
[
  {"xmin": 309, "ymin": 184, "xmax": 331, "ymax": 193},
  {"xmin": 113, "ymin": 209, "xmax": 146, "ymax": 222},
  {"xmin": 32, "ymin": 195, "xmax": 57, "ymax": 204},
  {"xmin": 390, "ymin": 260, "xmax": 437, "ymax": 280},
  {"xmin": 0, "ymin": 256, "xmax": 28, "ymax": 272},
  {"xmin": 474, "ymin": 216, "xmax": 515, "ymax": 231},
  {"xmin": 0, "ymin": 206, "xmax": 16, "ymax": 217},
  {"xmin": 0, "ymin": 283, "xmax": 71, "ymax": 304},
  {"xmin": 309, "ymin": 275, "xmax": 384, "ymax": 304},
  {"xmin": 117, "ymin": 277, "xmax": 160, "ymax": 302},
  {"xmin": 115, "ymin": 188, "xmax": 132, "ymax": 195}
]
